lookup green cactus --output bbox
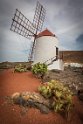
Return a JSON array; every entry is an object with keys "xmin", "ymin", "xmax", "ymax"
[
  {"xmin": 14, "ymin": 64, "xmax": 27, "ymax": 72},
  {"xmin": 32, "ymin": 63, "xmax": 47, "ymax": 78},
  {"xmin": 38, "ymin": 80, "xmax": 73, "ymax": 114}
]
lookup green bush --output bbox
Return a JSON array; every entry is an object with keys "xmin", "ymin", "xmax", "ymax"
[
  {"xmin": 38, "ymin": 80, "xmax": 73, "ymax": 114},
  {"xmin": 14, "ymin": 64, "xmax": 27, "ymax": 72},
  {"xmin": 32, "ymin": 63, "xmax": 47, "ymax": 78}
]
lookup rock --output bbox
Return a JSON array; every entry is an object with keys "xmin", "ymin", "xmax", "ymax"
[
  {"xmin": 21, "ymin": 94, "xmax": 30, "ymax": 101},
  {"xmin": 11, "ymin": 92, "xmax": 20, "ymax": 104},
  {"xmin": 11, "ymin": 92, "xmax": 50, "ymax": 113},
  {"xmin": 21, "ymin": 92, "xmax": 50, "ymax": 107},
  {"xmin": 35, "ymin": 103, "xmax": 50, "ymax": 114},
  {"xmin": 77, "ymin": 89, "xmax": 83, "ymax": 101},
  {"xmin": 11, "ymin": 92, "xmax": 20, "ymax": 99},
  {"xmin": 82, "ymin": 69, "xmax": 83, "ymax": 75},
  {"xmin": 27, "ymin": 99, "xmax": 36, "ymax": 107},
  {"xmin": 51, "ymin": 69, "xmax": 61, "ymax": 73}
]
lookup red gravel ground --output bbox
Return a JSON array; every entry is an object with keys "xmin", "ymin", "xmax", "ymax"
[{"xmin": 0, "ymin": 69, "xmax": 83, "ymax": 124}]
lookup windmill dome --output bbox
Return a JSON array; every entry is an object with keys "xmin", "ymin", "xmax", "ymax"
[{"xmin": 37, "ymin": 29, "xmax": 56, "ymax": 38}]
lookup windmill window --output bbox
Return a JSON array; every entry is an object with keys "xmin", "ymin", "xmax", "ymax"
[{"xmin": 56, "ymin": 47, "xmax": 58, "ymax": 56}]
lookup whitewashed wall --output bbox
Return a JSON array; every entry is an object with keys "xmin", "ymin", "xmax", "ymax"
[
  {"xmin": 34, "ymin": 36, "xmax": 59, "ymax": 64},
  {"xmin": 48, "ymin": 59, "xmax": 64, "ymax": 70}
]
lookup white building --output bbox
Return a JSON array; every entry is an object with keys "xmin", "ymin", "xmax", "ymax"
[{"xmin": 33, "ymin": 29, "xmax": 64, "ymax": 70}]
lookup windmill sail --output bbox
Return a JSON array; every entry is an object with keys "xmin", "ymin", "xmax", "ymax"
[
  {"xmin": 33, "ymin": 1, "xmax": 46, "ymax": 33},
  {"xmin": 29, "ymin": 1, "xmax": 46, "ymax": 61},
  {"xmin": 10, "ymin": 1, "xmax": 46, "ymax": 61},
  {"xmin": 10, "ymin": 9, "xmax": 36, "ymax": 39}
]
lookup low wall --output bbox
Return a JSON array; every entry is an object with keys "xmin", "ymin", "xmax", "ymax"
[
  {"xmin": 64, "ymin": 63, "xmax": 83, "ymax": 67},
  {"xmin": 48, "ymin": 59, "xmax": 64, "ymax": 70}
]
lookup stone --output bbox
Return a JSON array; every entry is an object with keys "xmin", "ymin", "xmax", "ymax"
[
  {"xmin": 11, "ymin": 92, "xmax": 20, "ymax": 104},
  {"xmin": 77, "ymin": 89, "xmax": 83, "ymax": 101},
  {"xmin": 11, "ymin": 92, "xmax": 50, "ymax": 113},
  {"xmin": 35, "ymin": 103, "xmax": 50, "ymax": 114}
]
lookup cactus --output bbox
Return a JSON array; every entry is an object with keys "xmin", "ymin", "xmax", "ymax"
[
  {"xmin": 14, "ymin": 64, "xmax": 27, "ymax": 72},
  {"xmin": 32, "ymin": 63, "xmax": 47, "ymax": 78},
  {"xmin": 38, "ymin": 80, "xmax": 73, "ymax": 114}
]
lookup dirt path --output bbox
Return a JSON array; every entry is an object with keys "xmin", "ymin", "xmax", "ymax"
[
  {"xmin": 0, "ymin": 69, "xmax": 83, "ymax": 124},
  {"xmin": 0, "ymin": 69, "xmax": 41, "ymax": 97}
]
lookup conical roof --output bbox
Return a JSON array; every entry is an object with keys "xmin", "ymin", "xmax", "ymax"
[{"xmin": 36, "ymin": 28, "xmax": 55, "ymax": 38}]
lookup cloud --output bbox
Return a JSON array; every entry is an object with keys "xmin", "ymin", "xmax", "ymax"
[
  {"xmin": 75, "ymin": 34, "xmax": 83, "ymax": 50},
  {"xmin": 0, "ymin": 0, "xmax": 83, "ymax": 62},
  {"xmin": 76, "ymin": 34, "xmax": 83, "ymax": 50},
  {"xmin": 0, "ymin": 0, "xmax": 35, "ymax": 62},
  {"xmin": 76, "ymin": 34, "xmax": 83, "ymax": 43}
]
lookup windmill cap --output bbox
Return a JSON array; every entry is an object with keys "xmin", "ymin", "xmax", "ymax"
[{"xmin": 36, "ymin": 28, "xmax": 56, "ymax": 38}]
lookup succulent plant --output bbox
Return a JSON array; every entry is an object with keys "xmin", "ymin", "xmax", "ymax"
[
  {"xmin": 38, "ymin": 80, "xmax": 73, "ymax": 114},
  {"xmin": 32, "ymin": 63, "xmax": 47, "ymax": 78},
  {"xmin": 14, "ymin": 64, "xmax": 27, "ymax": 72}
]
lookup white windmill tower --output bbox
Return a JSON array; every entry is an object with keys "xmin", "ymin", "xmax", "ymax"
[
  {"xmin": 33, "ymin": 28, "xmax": 64, "ymax": 70},
  {"xmin": 10, "ymin": 1, "xmax": 64, "ymax": 70}
]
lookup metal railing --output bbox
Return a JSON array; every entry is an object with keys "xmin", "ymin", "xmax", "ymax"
[{"xmin": 44, "ymin": 56, "xmax": 58, "ymax": 66}]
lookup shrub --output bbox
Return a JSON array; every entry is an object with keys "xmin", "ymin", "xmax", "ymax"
[
  {"xmin": 32, "ymin": 63, "xmax": 47, "ymax": 78},
  {"xmin": 38, "ymin": 80, "xmax": 73, "ymax": 114},
  {"xmin": 14, "ymin": 64, "xmax": 27, "ymax": 72}
]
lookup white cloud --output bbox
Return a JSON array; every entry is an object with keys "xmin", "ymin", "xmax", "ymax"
[{"xmin": 0, "ymin": 0, "xmax": 83, "ymax": 62}]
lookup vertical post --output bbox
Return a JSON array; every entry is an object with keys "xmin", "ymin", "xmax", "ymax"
[{"xmin": 29, "ymin": 5, "xmax": 43, "ymax": 61}]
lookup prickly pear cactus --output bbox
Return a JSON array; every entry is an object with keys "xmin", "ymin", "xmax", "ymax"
[{"xmin": 38, "ymin": 80, "xmax": 73, "ymax": 114}]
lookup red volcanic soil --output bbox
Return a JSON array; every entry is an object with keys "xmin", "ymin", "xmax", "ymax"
[{"xmin": 0, "ymin": 69, "xmax": 83, "ymax": 124}]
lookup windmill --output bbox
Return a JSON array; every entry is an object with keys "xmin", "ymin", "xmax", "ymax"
[{"xmin": 10, "ymin": 1, "xmax": 46, "ymax": 61}]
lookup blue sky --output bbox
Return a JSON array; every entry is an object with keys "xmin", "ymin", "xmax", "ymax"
[{"xmin": 0, "ymin": 0, "xmax": 83, "ymax": 62}]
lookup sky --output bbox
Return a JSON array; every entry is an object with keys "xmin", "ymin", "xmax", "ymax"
[{"xmin": 0, "ymin": 0, "xmax": 83, "ymax": 62}]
